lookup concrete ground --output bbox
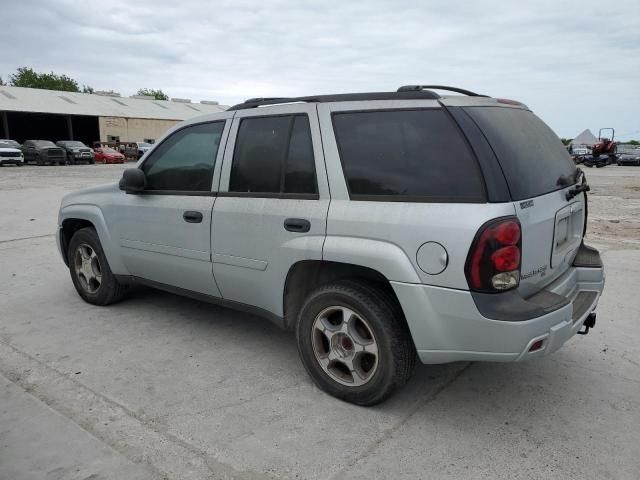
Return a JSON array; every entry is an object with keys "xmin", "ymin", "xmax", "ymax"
[{"xmin": 0, "ymin": 164, "xmax": 639, "ymax": 480}]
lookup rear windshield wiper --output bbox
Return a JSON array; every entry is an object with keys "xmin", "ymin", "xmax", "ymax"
[{"xmin": 565, "ymin": 168, "xmax": 590, "ymax": 200}]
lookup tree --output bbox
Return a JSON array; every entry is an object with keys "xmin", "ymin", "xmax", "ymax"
[
  {"xmin": 82, "ymin": 85, "xmax": 94, "ymax": 94},
  {"xmin": 137, "ymin": 88, "xmax": 169, "ymax": 101},
  {"xmin": 0, "ymin": 76, "xmax": 5, "ymax": 86},
  {"xmin": 7, "ymin": 67, "xmax": 94, "ymax": 93},
  {"xmin": 560, "ymin": 138, "xmax": 572, "ymax": 146}
]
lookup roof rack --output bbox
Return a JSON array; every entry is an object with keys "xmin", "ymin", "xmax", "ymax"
[
  {"xmin": 228, "ymin": 90, "xmax": 442, "ymax": 110},
  {"xmin": 397, "ymin": 85, "xmax": 487, "ymax": 97}
]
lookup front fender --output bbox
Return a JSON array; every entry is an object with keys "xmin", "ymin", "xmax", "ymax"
[
  {"xmin": 322, "ymin": 236, "xmax": 421, "ymax": 283},
  {"xmin": 59, "ymin": 204, "xmax": 129, "ymax": 275}
]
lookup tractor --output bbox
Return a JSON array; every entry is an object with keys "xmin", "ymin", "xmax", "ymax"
[
  {"xmin": 582, "ymin": 128, "xmax": 618, "ymax": 167},
  {"xmin": 592, "ymin": 128, "xmax": 617, "ymax": 157}
]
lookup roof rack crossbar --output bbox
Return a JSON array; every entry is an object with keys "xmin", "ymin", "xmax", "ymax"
[{"xmin": 397, "ymin": 85, "xmax": 487, "ymax": 97}]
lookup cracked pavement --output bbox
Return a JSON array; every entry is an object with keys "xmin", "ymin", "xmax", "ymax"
[{"xmin": 1, "ymin": 164, "xmax": 639, "ymax": 479}]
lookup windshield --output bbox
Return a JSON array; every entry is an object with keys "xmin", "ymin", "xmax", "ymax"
[
  {"xmin": 64, "ymin": 141, "xmax": 86, "ymax": 148},
  {"xmin": 102, "ymin": 147, "xmax": 118, "ymax": 154},
  {"xmin": 138, "ymin": 142, "xmax": 152, "ymax": 148},
  {"xmin": 0, "ymin": 142, "xmax": 17, "ymax": 149},
  {"xmin": 464, "ymin": 107, "xmax": 577, "ymax": 200},
  {"xmin": 35, "ymin": 141, "xmax": 57, "ymax": 148}
]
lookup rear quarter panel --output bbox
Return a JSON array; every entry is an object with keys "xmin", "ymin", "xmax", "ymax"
[{"xmin": 316, "ymin": 101, "xmax": 515, "ymax": 287}]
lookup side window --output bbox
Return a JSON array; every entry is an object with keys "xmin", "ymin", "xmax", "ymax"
[
  {"xmin": 229, "ymin": 115, "xmax": 317, "ymax": 195},
  {"xmin": 141, "ymin": 121, "xmax": 224, "ymax": 192},
  {"xmin": 332, "ymin": 109, "xmax": 485, "ymax": 201}
]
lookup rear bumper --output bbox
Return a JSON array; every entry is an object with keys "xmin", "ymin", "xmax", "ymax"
[{"xmin": 392, "ymin": 248, "xmax": 605, "ymax": 364}]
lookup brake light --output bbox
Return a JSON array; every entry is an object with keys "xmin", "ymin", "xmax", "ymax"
[{"xmin": 465, "ymin": 217, "xmax": 522, "ymax": 292}]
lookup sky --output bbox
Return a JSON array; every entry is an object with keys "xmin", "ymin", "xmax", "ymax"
[{"xmin": 1, "ymin": 0, "xmax": 639, "ymax": 140}]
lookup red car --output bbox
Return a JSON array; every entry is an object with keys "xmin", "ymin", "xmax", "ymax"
[{"xmin": 93, "ymin": 147, "xmax": 125, "ymax": 164}]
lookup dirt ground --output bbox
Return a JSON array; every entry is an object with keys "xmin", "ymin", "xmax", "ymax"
[{"xmin": 584, "ymin": 166, "xmax": 640, "ymax": 248}]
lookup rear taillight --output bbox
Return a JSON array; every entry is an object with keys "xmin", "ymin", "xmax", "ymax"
[{"xmin": 465, "ymin": 217, "xmax": 522, "ymax": 292}]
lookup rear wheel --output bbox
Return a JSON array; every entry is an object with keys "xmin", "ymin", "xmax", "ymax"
[
  {"xmin": 296, "ymin": 280, "xmax": 415, "ymax": 405},
  {"xmin": 68, "ymin": 227, "xmax": 127, "ymax": 305}
]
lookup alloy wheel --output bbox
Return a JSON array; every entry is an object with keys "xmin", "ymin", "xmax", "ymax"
[
  {"xmin": 311, "ymin": 306, "xmax": 379, "ymax": 386},
  {"xmin": 73, "ymin": 243, "xmax": 102, "ymax": 294}
]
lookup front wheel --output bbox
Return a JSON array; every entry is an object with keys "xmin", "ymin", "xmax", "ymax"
[
  {"xmin": 296, "ymin": 280, "xmax": 416, "ymax": 405},
  {"xmin": 68, "ymin": 227, "xmax": 127, "ymax": 305}
]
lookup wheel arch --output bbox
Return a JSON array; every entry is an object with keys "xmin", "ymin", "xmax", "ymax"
[
  {"xmin": 59, "ymin": 205, "xmax": 129, "ymax": 275},
  {"xmin": 283, "ymin": 260, "xmax": 405, "ymax": 331}
]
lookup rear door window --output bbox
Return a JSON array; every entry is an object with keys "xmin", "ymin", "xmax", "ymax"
[
  {"xmin": 332, "ymin": 109, "xmax": 485, "ymax": 202},
  {"xmin": 463, "ymin": 107, "xmax": 576, "ymax": 200},
  {"xmin": 229, "ymin": 115, "xmax": 318, "ymax": 196}
]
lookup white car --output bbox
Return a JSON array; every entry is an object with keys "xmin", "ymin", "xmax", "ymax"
[
  {"xmin": 572, "ymin": 147, "xmax": 590, "ymax": 155},
  {"xmin": 0, "ymin": 141, "xmax": 24, "ymax": 166}
]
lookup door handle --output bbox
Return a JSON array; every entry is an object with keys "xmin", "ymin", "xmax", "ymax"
[
  {"xmin": 183, "ymin": 211, "xmax": 203, "ymax": 223},
  {"xmin": 284, "ymin": 218, "xmax": 311, "ymax": 233}
]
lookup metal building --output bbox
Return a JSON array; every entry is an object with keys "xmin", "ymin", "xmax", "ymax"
[{"xmin": 0, "ymin": 86, "xmax": 227, "ymax": 146}]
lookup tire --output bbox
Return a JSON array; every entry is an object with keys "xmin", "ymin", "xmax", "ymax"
[
  {"xmin": 36, "ymin": 155, "xmax": 44, "ymax": 166},
  {"xmin": 296, "ymin": 279, "xmax": 416, "ymax": 405},
  {"xmin": 67, "ymin": 227, "xmax": 127, "ymax": 306}
]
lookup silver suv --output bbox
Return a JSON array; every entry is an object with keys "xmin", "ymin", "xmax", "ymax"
[{"xmin": 57, "ymin": 86, "xmax": 605, "ymax": 405}]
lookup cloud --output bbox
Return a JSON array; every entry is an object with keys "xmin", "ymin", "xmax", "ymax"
[{"xmin": 1, "ymin": 0, "xmax": 639, "ymax": 138}]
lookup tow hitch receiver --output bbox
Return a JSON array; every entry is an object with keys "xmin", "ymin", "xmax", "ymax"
[{"xmin": 578, "ymin": 313, "xmax": 596, "ymax": 335}]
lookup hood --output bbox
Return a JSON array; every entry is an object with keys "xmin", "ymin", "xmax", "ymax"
[
  {"xmin": 61, "ymin": 182, "xmax": 120, "ymax": 209},
  {"xmin": 0, "ymin": 147, "xmax": 21, "ymax": 154}
]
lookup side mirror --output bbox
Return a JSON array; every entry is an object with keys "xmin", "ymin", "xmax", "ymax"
[{"xmin": 119, "ymin": 168, "xmax": 146, "ymax": 194}]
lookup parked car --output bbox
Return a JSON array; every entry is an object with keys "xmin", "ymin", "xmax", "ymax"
[
  {"xmin": 0, "ymin": 140, "xmax": 24, "ymax": 166},
  {"xmin": 57, "ymin": 86, "xmax": 604, "ymax": 405},
  {"xmin": 22, "ymin": 140, "xmax": 66, "ymax": 165},
  {"xmin": 572, "ymin": 147, "xmax": 589, "ymax": 155},
  {"xmin": 124, "ymin": 141, "xmax": 153, "ymax": 160},
  {"xmin": 0, "ymin": 139, "xmax": 21, "ymax": 149},
  {"xmin": 617, "ymin": 153, "xmax": 640, "ymax": 166},
  {"xmin": 57, "ymin": 141, "xmax": 95, "ymax": 165},
  {"xmin": 93, "ymin": 146, "xmax": 125, "ymax": 164}
]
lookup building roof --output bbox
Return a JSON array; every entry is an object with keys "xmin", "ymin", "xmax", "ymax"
[
  {"xmin": 0, "ymin": 86, "xmax": 227, "ymax": 120},
  {"xmin": 570, "ymin": 129, "xmax": 597, "ymax": 146}
]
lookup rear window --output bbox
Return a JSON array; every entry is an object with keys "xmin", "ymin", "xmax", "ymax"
[
  {"xmin": 332, "ymin": 109, "xmax": 485, "ymax": 202},
  {"xmin": 464, "ymin": 107, "xmax": 576, "ymax": 200}
]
